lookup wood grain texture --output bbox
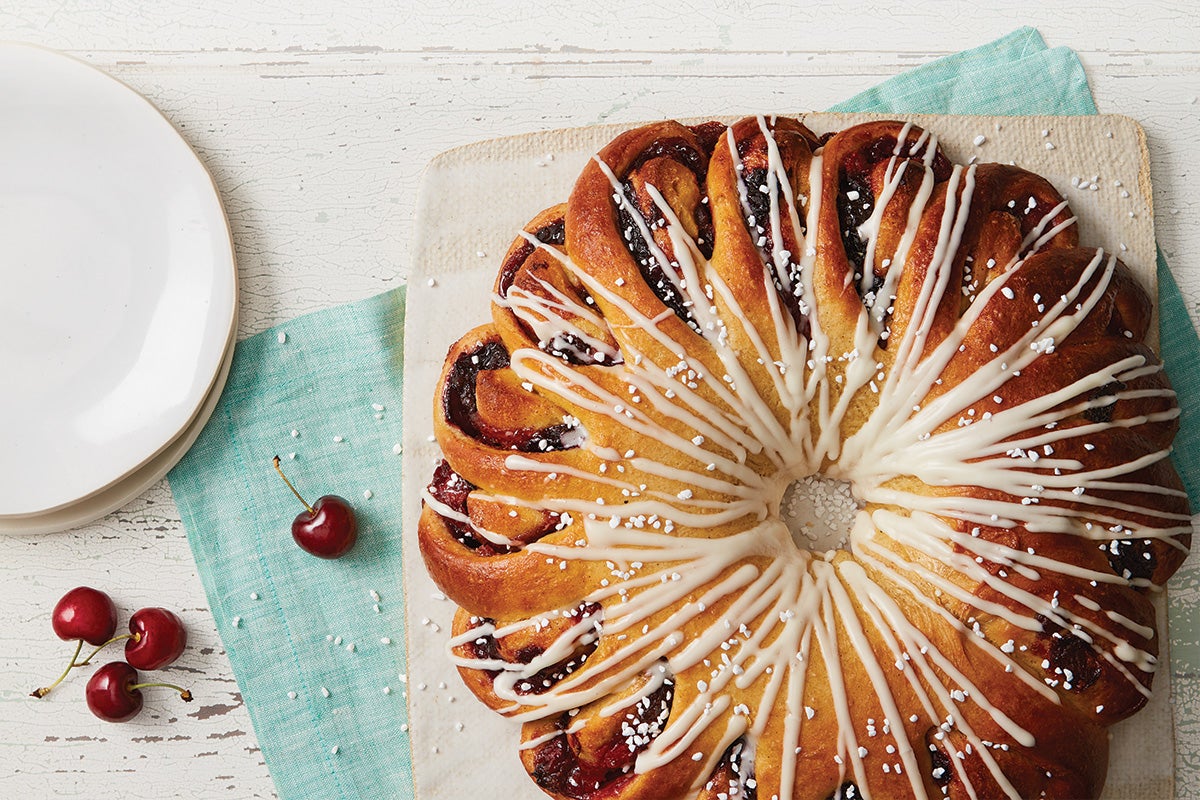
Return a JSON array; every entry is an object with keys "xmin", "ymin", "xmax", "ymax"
[{"xmin": 1, "ymin": 3, "xmax": 1197, "ymax": 799}]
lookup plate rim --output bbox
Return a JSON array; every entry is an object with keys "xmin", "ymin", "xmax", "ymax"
[
  {"xmin": 0, "ymin": 41, "xmax": 239, "ymax": 516},
  {"xmin": 0, "ymin": 309, "xmax": 237, "ymax": 535}
]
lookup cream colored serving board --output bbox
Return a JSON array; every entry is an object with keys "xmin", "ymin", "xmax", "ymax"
[{"xmin": 401, "ymin": 113, "xmax": 1168, "ymax": 800}]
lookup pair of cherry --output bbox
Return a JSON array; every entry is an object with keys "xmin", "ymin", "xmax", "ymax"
[{"xmin": 32, "ymin": 586, "xmax": 191, "ymax": 722}]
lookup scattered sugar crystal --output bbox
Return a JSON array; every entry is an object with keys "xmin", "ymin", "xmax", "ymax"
[
  {"xmin": 333, "ymin": 435, "xmax": 344, "ymax": 443},
  {"xmin": 363, "ymin": 489, "xmax": 373, "ymax": 500},
  {"xmin": 277, "ymin": 332, "xmax": 287, "ymax": 344}
]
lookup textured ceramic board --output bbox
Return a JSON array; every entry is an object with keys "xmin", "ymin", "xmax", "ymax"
[{"xmin": 401, "ymin": 113, "xmax": 1168, "ymax": 800}]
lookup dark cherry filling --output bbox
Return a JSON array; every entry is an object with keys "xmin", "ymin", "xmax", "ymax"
[
  {"xmin": 543, "ymin": 331, "xmax": 616, "ymax": 368},
  {"xmin": 837, "ymin": 172, "xmax": 876, "ymax": 288},
  {"xmin": 446, "ymin": 340, "xmax": 510, "ymax": 432},
  {"xmin": 467, "ymin": 603, "xmax": 602, "ymax": 695},
  {"xmin": 614, "ymin": 133, "xmax": 721, "ymax": 333},
  {"xmin": 429, "ymin": 459, "xmax": 474, "ymax": 512},
  {"xmin": 1084, "ymin": 380, "xmax": 1126, "ymax": 423},
  {"xmin": 537, "ymin": 219, "xmax": 567, "ymax": 246},
  {"xmin": 744, "ymin": 166, "xmax": 775, "ymax": 236},
  {"xmin": 498, "ymin": 218, "xmax": 568, "ymax": 296},
  {"xmin": 694, "ymin": 197, "xmax": 715, "ymax": 259},
  {"xmin": 688, "ymin": 121, "xmax": 728, "ymax": 156},
  {"xmin": 1038, "ymin": 621, "xmax": 1103, "ymax": 691},
  {"xmin": 704, "ymin": 738, "xmax": 756, "ymax": 798},
  {"xmin": 444, "ymin": 340, "xmax": 578, "ymax": 451},
  {"xmin": 834, "ymin": 133, "xmax": 950, "ymax": 305},
  {"xmin": 1049, "ymin": 635, "xmax": 1103, "ymax": 691},
  {"xmin": 497, "ymin": 218, "xmax": 613, "ymax": 366},
  {"xmin": 827, "ymin": 132, "xmax": 949, "ymax": 317},
  {"xmin": 929, "ymin": 745, "xmax": 953, "ymax": 785},
  {"xmin": 498, "ymin": 240, "xmax": 536, "ymax": 296},
  {"xmin": 531, "ymin": 676, "xmax": 675, "ymax": 799},
  {"xmin": 427, "ymin": 459, "xmax": 515, "ymax": 555},
  {"xmin": 627, "ymin": 137, "xmax": 708, "ymax": 178},
  {"xmin": 618, "ymin": 179, "xmax": 699, "ymax": 332},
  {"xmin": 739, "ymin": 165, "xmax": 810, "ymax": 338},
  {"xmin": 1105, "ymin": 538, "xmax": 1157, "ymax": 582},
  {"xmin": 828, "ymin": 782, "xmax": 862, "ymax": 800}
]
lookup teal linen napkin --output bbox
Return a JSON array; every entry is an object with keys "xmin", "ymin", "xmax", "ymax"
[
  {"xmin": 169, "ymin": 288, "xmax": 411, "ymax": 800},
  {"xmin": 168, "ymin": 27, "xmax": 1200, "ymax": 800}
]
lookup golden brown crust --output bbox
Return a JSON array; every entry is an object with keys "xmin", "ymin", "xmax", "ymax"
[{"xmin": 418, "ymin": 116, "xmax": 1188, "ymax": 800}]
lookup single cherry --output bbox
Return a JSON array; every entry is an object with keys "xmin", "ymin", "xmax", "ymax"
[
  {"xmin": 32, "ymin": 587, "xmax": 120, "ymax": 698},
  {"xmin": 52, "ymin": 586, "xmax": 118, "ymax": 646},
  {"xmin": 273, "ymin": 455, "xmax": 358, "ymax": 558},
  {"xmin": 85, "ymin": 661, "xmax": 192, "ymax": 723},
  {"xmin": 125, "ymin": 608, "xmax": 188, "ymax": 671}
]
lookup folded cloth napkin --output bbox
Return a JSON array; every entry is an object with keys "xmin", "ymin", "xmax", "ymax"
[
  {"xmin": 168, "ymin": 26, "xmax": 1200, "ymax": 800},
  {"xmin": 170, "ymin": 288, "xmax": 411, "ymax": 800}
]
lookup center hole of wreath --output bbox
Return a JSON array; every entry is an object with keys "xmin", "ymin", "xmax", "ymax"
[{"xmin": 781, "ymin": 475, "xmax": 863, "ymax": 553}]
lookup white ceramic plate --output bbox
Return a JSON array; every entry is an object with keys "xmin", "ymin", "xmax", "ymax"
[
  {"xmin": 0, "ymin": 43, "xmax": 237, "ymax": 517},
  {"xmin": 0, "ymin": 312, "xmax": 235, "ymax": 535}
]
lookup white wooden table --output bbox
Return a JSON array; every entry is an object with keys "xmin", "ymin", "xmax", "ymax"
[{"xmin": 1, "ymin": 3, "xmax": 1197, "ymax": 798}]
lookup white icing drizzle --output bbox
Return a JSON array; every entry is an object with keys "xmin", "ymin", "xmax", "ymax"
[{"xmin": 438, "ymin": 119, "xmax": 1185, "ymax": 800}]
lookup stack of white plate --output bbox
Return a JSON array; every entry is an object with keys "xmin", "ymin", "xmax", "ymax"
[{"xmin": 0, "ymin": 44, "xmax": 237, "ymax": 535}]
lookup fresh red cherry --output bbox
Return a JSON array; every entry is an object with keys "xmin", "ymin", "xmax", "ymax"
[
  {"xmin": 273, "ymin": 456, "xmax": 358, "ymax": 558},
  {"xmin": 86, "ymin": 662, "xmax": 143, "ymax": 722},
  {"xmin": 125, "ymin": 608, "xmax": 187, "ymax": 671},
  {"xmin": 52, "ymin": 586, "xmax": 118, "ymax": 646},
  {"xmin": 86, "ymin": 661, "xmax": 192, "ymax": 723}
]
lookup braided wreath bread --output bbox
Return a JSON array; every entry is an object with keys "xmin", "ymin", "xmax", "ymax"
[{"xmin": 418, "ymin": 116, "xmax": 1190, "ymax": 800}]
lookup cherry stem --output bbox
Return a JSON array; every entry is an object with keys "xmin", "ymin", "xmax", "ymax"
[
  {"xmin": 273, "ymin": 455, "xmax": 315, "ymax": 515},
  {"xmin": 30, "ymin": 639, "xmax": 83, "ymax": 698},
  {"xmin": 129, "ymin": 681, "xmax": 193, "ymax": 702},
  {"xmin": 75, "ymin": 632, "xmax": 139, "ymax": 668}
]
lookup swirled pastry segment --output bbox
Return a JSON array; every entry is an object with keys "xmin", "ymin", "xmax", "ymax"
[{"xmin": 418, "ymin": 117, "xmax": 1190, "ymax": 800}]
